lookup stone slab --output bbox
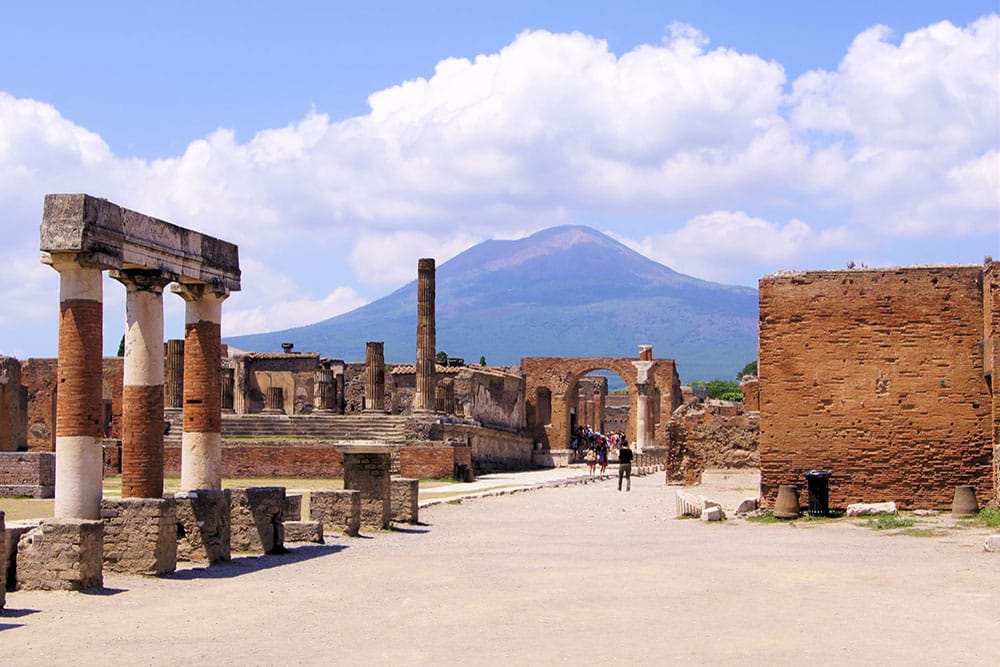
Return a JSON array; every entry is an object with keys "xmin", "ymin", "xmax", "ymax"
[
  {"xmin": 846, "ymin": 502, "xmax": 898, "ymax": 517},
  {"xmin": 4, "ymin": 520, "xmax": 40, "ymax": 593},
  {"xmin": 17, "ymin": 519, "xmax": 104, "ymax": 591},
  {"xmin": 984, "ymin": 535, "xmax": 1000, "ymax": 553},
  {"xmin": 310, "ymin": 490, "xmax": 361, "ymax": 537}
]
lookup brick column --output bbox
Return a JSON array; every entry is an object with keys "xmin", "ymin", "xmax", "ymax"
[
  {"xmin": 114, "ymin": 269, "xmax": 172, "ymax": 499},
  {"xmin": 413, "ymin": 258, "xmax": 436, "ymax": 412},
  {"xmin": 364, "ymin": 341, "xmax": 385, "ymax": 412},
  {"xmin": 173, "ymin": 285, "xmax": 227, "ymax": 491},
  {"xmin": 51, "ymin": 256, "xmax": 104, "ymax": 519}
]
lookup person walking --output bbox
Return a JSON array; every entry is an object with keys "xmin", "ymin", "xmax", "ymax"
[
  {"xmin": 585, "ymin": 447, "xmax": 597, "ymax": 476},
  {"xmin": 617, "ymin": 439, "xmax": 633, "ymax": 491},
  {"xmin": 597, "ymin": 439, "xmax": 609, "ymax": 475}
]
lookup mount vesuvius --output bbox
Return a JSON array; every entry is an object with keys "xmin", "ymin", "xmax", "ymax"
[{"xmin": 225, "ymin": 226, "xmax": 758, "ymax": 382}]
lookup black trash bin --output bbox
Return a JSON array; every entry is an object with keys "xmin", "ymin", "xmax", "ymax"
[{"xmin": 802, "ymin": 470, "xmax": 832, "ymax": 516}]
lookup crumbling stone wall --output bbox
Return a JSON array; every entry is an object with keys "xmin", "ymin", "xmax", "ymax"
[
  {"xmin": 452, "ymin": 367, "xmax": 525, "ymax": 431},
  {"xmin": 759, "ymin": 265, "xmax": 996, "ymax": 509},
  {"xmin": 0, "ymin": 452, "xmax": 55, "ymax": 497},
  {"xmin": 666, "ymin": 400, "xmax": 759, "ymax": 483}
]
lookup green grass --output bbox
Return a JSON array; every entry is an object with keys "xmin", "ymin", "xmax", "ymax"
[
  {"xmin": 959, "ymin": 506, "xmax": 1000, "ymax": 529},
  {"xmin": 746, "ymin": 511, "xmax": 844, "ymax": 524},
  {"xmin": 862, "ymin": 515, "xmax": 915, "ymax": 530}
]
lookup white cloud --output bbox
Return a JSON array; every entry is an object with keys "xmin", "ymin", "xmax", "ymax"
[
  {"xmin": 349, "ymin": 231, "xmax": 480, "ymax": 287},
  {"xmin": 621, "ymin": 211, "xmax": 851, "ymax": 283}
]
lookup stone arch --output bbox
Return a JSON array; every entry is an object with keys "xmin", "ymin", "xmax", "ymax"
[{"xmin": 522, "ymin": 353, "xmax": 682, "ymax": 456}]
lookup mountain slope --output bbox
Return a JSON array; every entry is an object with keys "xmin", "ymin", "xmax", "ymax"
[{"xmin": 226, "ymin": 225, "xmax": 758, "ymax": 382}]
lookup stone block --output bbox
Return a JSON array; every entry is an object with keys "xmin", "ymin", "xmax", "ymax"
[
  {"xmin": 284, "ymin": 494, "xmax": 302, "ymax": 521},
  {"xmin": 4, "ymin": 520, "xmax": 39, "ymax": 592},
  {"xmin": 284, "ymin": 520, "xmax": 324, "ymax": 544},
  {"xmin": 735, "ymin": 497, "xmax": 759, "ymax": 514},
  {"xmin": 175, "ymin": 489, "xmax": 231, "ymax": 564},
  {"xmin": 391, "ymin": 478, "xmax": 419, "ymax": 524},
  {"xmin": 984, "ymin": 535, "xmax": 1000, "ymax": 553},
  {"xmin": 230, "ymin": 487, "xmax": 286, "ymax": 554},
  {"xmin": 846, "ymin": 502, "xmax": 898, "ymax": 517},
  {"xmin": 17, "ymin": 519, "xmax": 103, "ymax": 591},
  {"xmin": 310, "ymin": 490, "xmax": 361, "ymax": 537},
  {"xmin": 101, "ymin": 498, "xmax": 177, "ymax": 575},
  {"xmin": 701, "ymin": 505, "xmax": 726, "ymax": 521}
]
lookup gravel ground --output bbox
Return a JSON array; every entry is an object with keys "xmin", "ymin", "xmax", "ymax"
[{"xmin": 2, "ymin": 472, "xmax": 998, "ymax": 665}]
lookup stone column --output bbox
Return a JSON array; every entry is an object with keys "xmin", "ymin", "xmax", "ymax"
[
  {"xmin": 173, "ymin": 285, "xmax": 227, "ymax": 491},
  {"xmin": 334, "ymin": 365, "xmax": 346, "ymax": 414},
  {"xmin": 114, "ymin": 269, "xmax": 172, "ymax": 499},
  {"xmin": 364, "ymin": 341, "xmax": 385, "ymax": 412},
  {"xmin": 221, "ymin": 368, "xmax": 235, "ymax": 412},
  {"xmin": 634, "ymin": 383, "xmax": 650, "ymax": 452},
  {"xmin": 316, "ymin": 369, "xmax": 335, "ymax": 413},
  {"xmin": 51, "ymin": 256, "xmax": 104, "ymax": 519},
  {"xmin": 413, "ymin": 258, "xmax": 436, "ymax": 412},
  {"xmin": 164, "ymin": 339, "xmax": 185, "ymax": 409}
]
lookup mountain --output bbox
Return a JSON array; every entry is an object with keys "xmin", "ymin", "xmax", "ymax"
[{"xmin": 225, "ymin": 225, "xmax": 758, "ymax": 382}]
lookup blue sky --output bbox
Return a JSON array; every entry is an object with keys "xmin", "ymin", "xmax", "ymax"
[{"xmin": 1, "ymin": 1, "xmax": 997, "ymax": 358}]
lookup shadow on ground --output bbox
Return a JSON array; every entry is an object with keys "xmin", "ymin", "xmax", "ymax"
[{"xmin": 167, "ymin": 543, "xmax": 345, "ymax": 580}]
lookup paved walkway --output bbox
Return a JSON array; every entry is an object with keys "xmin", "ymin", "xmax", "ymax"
[{"xmin": 419, "ymin": 464, "xmax": 624, "ymax": 506}]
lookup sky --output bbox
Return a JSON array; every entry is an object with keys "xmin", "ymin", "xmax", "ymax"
[{"xmin": 1, "ymin": 1, "xmax": 997, "ymax": 359}]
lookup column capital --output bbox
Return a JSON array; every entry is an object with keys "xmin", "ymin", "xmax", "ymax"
[
  {"xmin": 111, "ymin": 268, "xmax": 173, "ymax": 293},
  {"xmin": 171, "ymin": 281, "xmax": 230, "ymax": 302}
]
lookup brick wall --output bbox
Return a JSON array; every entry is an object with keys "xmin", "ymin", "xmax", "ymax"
[
  {"xmin": 0, "ymin": 452, "xmax": 55, "ymax": 487},
  {"xmin": 759, "ymin": 266, "xmax": 995, "ymax": 509},
  {"xmin": 164, "ymin": 444, "xmax": 345, "ymax": 478},
  {"xmin": 666, "ymin": 400, "xmax": 759, "ymax": 483},
  {"xmin": 0, "ymin": 356, "xmax": 27, "ymax": 451},
  {"xmin": 399, "ymin": 446, "xmax": 464, "ymax": 479}
]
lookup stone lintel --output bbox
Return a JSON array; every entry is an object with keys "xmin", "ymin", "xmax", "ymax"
[{"xmin": 41, "ymin": 193, "xmax": 240, "ymax": 292}]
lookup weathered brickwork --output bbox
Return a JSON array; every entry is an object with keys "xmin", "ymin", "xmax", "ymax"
[
  {"xmin": 16, "ymin": 519, "xmax": 104, "ymax": 590},
  {"xmin": 398, "ymin": 446, "xmax": 465, "ymax": 479},
  {"xmin": 666, "ymin": 400, "xmax": 759, "ymax": 483},
  {"xmin": 343, "ymin": 452, "xmax": 392, "ymax": 530},
  {"xmin": 100, "ymin": 498, "xmax": 177, "ymax": 575},
  {"xmin": 740, "ymin": 376, "xmax": 760, "ymax": 412},
  {"xmin": 183, "ymin": 321, "xmax": 222, "ymax": 432},
  {"xmin": 0, "ymin": 357, "xmax": 27, "ymax": 452},
  {"xmin": 164, "ymin": 444, "xmax": 345, "ymax": 478},
  {"xmin": 759, "ymin": 266, "xmax": 996, "ymax": 509},
  {"xmin": 57, "ymin": 300, "xmax": 103, "ymax": 439},
  {"xmin": 985, "ymin": 261, "xmax": 999, "ymax": 504},
  {"xmin": 121, "ymin": 384, "xmax": 165, "ymax": 498},
  {"xmin": 0, "ymin": 452, "xmax": 55, "ymax": 497}
]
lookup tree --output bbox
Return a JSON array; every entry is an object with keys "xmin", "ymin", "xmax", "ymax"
[
  {"xmin": 436, "ymin": 351, "xmax": 448, "ymax": 364},
  {"xmin": 117, "ymin": 334, "xmax": 125, "ymax": 357},
  {"xmin": 479, "ymin": 355, "xmax": 486, "ymax": 366},
  {"xmin": 737, "ymin": 360, "xmax": 758, "ymax": 379},
  {"xmin": 691, "ymin": 379, "xmax": 744, "ymax": 401}
]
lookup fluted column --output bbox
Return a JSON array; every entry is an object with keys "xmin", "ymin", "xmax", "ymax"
[
  {"xmin": 413, "ymin": 258, "xmax": 436, "ymax": 412},
  {"xmin": 51, "ymin": 256, "xmax": 104, "ymax": 519},
  {"xmin": 316, "ymin": 369, "xmax": 335, "ymax": 413},
  {"xmin": 365, "ymin": 341, "xmax": 385, "ymax": 412},
  {"xmin": 173, "ymin": 284, "xmax": 227, "ymax": 491},
  {"xmin": 114, "ymin": 269, "xmax": 172, "ymax": 499},
  {"xmin": 164, "ymin": 339, "xmax": 185, "ymax": 409}
]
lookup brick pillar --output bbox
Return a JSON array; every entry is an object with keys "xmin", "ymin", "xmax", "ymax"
[
  {"xmin": 51, "ymin": 257, "xmax": 104, "ymax": 519},
  {"xmin": 173, "ymin": 285, "xmax": 227, "ymax": 491},
  {"xmin": 639, "ymin": 344, "xmax": 653, "ymax": 361},
  {"xmin": 164, "ymin": 339, "xmax": 184, "ymax": 409},
  {"xmin": 413, "ymin": 258, "xmax": 436, "ymax": 412},
  {"xmin": 114, "ymin": 269, "xmax": 171, "ymax": 499},
  {"xmin": 365, "ymin": 341, "xmax": 385, "ymax": 412}
]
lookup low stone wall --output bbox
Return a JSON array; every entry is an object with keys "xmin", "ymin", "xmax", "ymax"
[
  {"xmin": 230, "ymin": 487, "xmax": 286, "ymax": 554},
  {"xmin": 0, "ymin": 451, "xmax": 55, "ymax": 498},
  {"xmin": 343, "ymin": 452, "xmax": 392, "ymax": 530},
  {"xmin": 175, "ymin": 490, "xmax": 231, "ymax": 564},
  {"xmin": 444, "ymin": 424, "xmax": 534, "ymax": 473},
  {"xmin": 399, "ymin": 445, "xmax": 463, "ymax": 479},
  {"xmin": 310, "ymin": 490, "xmax": 361, "ymax": 537},
  {"xmin": 17, "ymin": 519, "xmax": 104, "ymax": 591},
  {"xmin": 165, "ymin": 444, "xmax": 345, "ymax": 478},
  {"xmin": 101, "ymin": 498, "xmax": 177, "ymax": 575},
  {"xmin": 4, "ymin": 520, "xmax": 38, "ymax": 594},
  {"xmin": 283, "ymin": 521, "xmax": 323, "ymax": 543},
  {"xmin": 391, "ymin": 478, "xmax": 419, "ymax": 524}
]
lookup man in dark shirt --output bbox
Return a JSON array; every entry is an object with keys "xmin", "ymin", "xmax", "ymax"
[{"xmin": 618, "ymin": 439, "xmax": 633, "ymax": 491}]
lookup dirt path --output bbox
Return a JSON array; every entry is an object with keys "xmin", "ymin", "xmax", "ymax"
[{"xmin": 3, "ymin": 473, "xmax": 998, "ymax": 665}]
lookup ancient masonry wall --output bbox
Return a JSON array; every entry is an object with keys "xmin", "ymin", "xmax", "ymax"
[
  {"xmin": 0, "ymin": 357, "xmax": 27, "ymax": 452},
  {"xmin": 985, "ymin": 261, "xmax": 999, "ymax": 504},
  {"xmin": 443, "ymin": 423, "xmax": 534, "ymax": 473},
  {"xmin": 0, "ymin": 452, "xmax": 55, "ymax": 497},
  {"xmin": 759, "ymin": 266, "xmax": 995, "ymax": 509},
  {"xmin": 666, "ymin": 400, "xmax": 759, "ymax": 484}
]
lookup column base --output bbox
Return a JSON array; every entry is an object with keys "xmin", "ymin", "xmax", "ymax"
[
  {"xmin": 16, "ymin": 519, "xmax": 104, "ymax": 590},
  {"xmin": 230, "ymin": 487, "xmax": 287, "ymax": 554},
  {"xmin": 101, "ymin": 498, "xmax": 177, "ymax": 575},
  {"xmin": 175, "ymin": 489, "xmax": 232, "ymax": 564}
]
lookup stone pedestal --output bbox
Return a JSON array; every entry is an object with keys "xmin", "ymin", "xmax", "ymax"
[
  {"xmin": 230, "ymin": 487, "xmax": 286, "ymax": 554},
  {"xmin": 339, "ymin": 444, "xmax": 396, "ymax": 530},
  {"xmin": 175, "ymin": 489, "xmax": 231, "ymax": 564},
  {"xmin": 283, "ymin": 521, "xmax": 324, "ymax": 544},
  {"xmin": 310, "ymin": 490, "xmax": 361, "ymax": 537},
  {"xmin": 391, "ymin": 478, "xmax": 420, "ymax": 524},
  {"xmin": 101, "ymin": 498, "xmax": 177, "ymax": 575},
  {"xmin": 17, "ymin": 519, "xmax": 104, "ymax": 590}
]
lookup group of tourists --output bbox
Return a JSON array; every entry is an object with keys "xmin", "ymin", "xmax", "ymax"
[{"xmin": 573, "ymin": 426, "xmax": 633, "ymax": 491}]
